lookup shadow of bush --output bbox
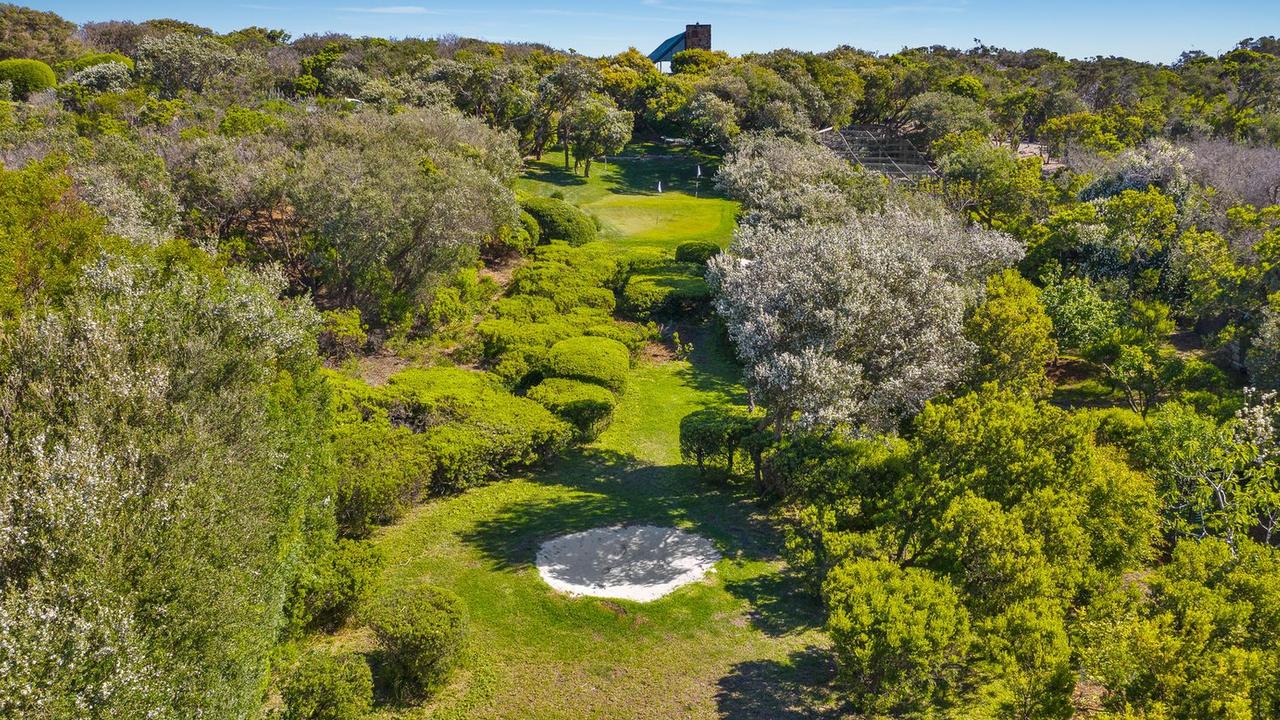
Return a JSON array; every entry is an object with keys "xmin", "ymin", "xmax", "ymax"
[
  {"xmin": 716, "ymin": 646, "xmax": 846, "ymax": 720},
  {"xmin": 722, "ymin": 570, "xmax": 824, "ymax": 637}
]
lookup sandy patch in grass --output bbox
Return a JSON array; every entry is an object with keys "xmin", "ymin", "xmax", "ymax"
[{"xmin": 536, "ymin": 525, "xmax": 720, "ymax": 602}]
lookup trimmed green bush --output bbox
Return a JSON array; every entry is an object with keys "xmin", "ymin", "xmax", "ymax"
[
  {"xmin": 0, "ymin": 58, "xmax": 56, "ymax": 99},
  {"xmin": 545, "ymin": 336, "xmax": 630, "ymax": 392},
  {"xmin": 584, "ymin": 321, "xmax": 654, "ymax": 352},
  {"xmin": 507, "ymin": 246, "xmax": 619, "ymax": 313},
  {"xmin": 527, "ymin": 378, "xmax": 618, "ymax": 438},
  {"xmin": 531, "ymin": 241, "xmax": 618, "ymax": 286},
  {"xmin": 675, "ymin": 240, "xmax": 721, "ymax": 265},
  {"xmin": 518, "ymin": 209, "xmax": 541, "ymax": 246},
  {"xmin": 382, "ymin": 367, "xmax": 573, "ymax": 490},
  {"xmin": 510, "ymin": 262, "xmax": 617, "ymax": 312},
  {"xmin": 365, "ymin": 583, "xmax": 466, "ymax": 699},
  {"xmin": 680, "ymin": 407, "xmax": 753, "ymax": 477},
  {"xmin": 281, "ymin": 651, "xmax": 373, "ymax": 720},
  {"xmin": 621, "ymin": 262, "xmax": 711, "ymax": 320},
  {"xmin": 520, "ymin": 196, "xmax": 597, "ymax": 246},
  {"xmin": 60, "ymin": 51, "xmax": 134, "ymax": 74}
]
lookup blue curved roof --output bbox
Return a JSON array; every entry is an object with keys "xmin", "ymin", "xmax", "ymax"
[{"xmin": 648, "ymin": 32, "xmax": 686, "ymax": 62}]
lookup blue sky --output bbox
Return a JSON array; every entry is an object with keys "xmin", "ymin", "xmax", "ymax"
[{"xmin": 25, "ymin": 0, "xmax": 1280, "ymax": 62}]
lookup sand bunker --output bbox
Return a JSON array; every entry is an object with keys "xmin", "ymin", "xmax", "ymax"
[{"xmin": 535, "ymin": 525, "xmax": 721, "ymax": 602}]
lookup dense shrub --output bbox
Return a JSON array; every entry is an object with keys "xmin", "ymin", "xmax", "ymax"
[
  {"xmin": 964, "ymin": 269, "xmax": 1057, "ymax": 396},
  {"xmin": 60, "ymin": 51, "xmax": 134, "ymax": 74},
  {"xmin": 319, "ymin": 308, "xmax": 368, "ymax": 360},
  {"xmin": 520, "ymin": 195, "xmax": 597, "ymax": 246},
  {"xmin": 519, "ymin": 208, "xmax": 541, "ymax": 245},
  {"xmin": 545, "ymin": 335, "xmax": 631, "ymax": 391},
  {"xmin": 294, "ymin": 539, "xmax": 385, "ymax": 632},
  {"xmin": 527, "ymin": 377, "xmax": 618, "ymax": 438},
  {"xmin": 0, "ymin": 58, "xmax": 56, "ymax": 99},
  {"xmin": 219, "ymin": 105, "xmax": 286, "ymax": 137},
  {"xmin": 679, "ymin": 406, "xmax": 767, "ymax": 482},
  {"xmin": 332, "ymin": 410, "xmax": 435, "ymax": 535},
  {"xmin": 622, "ymin": 262, "xmax": 711, "ymax": 319},
  {"xmin": 281, "ymin": 651, "xmax": 374, "ymax": 720},
  {"xmin": 381, "ymin": 367, "xmax": 573, "ymax": 490},
  {"xmin": 824, "ymin": 558, "xmax": 972, "ymax": 715},
  {"xmin": 365, "ymin": 583, "xmax": 467, "ymax": 699},
  {"xmin": 135, "ymin": 32, "xmax": 236, "ymax": 98},
  {"xmin": 63, "ymin": 61, "xmax": 132, "ymax": 95},
  {"xmin": 0, "ymin": 247, "xmax": 332, "ymax": 717},
  {"xmin": 675, "ymin": 240, "xmax": 721, "ymax": 265}
]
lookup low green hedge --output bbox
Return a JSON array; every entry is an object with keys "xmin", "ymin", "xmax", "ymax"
[
  {"xmin": 622, "ymin": 263, "xmax": 711, "ymax": 320},
  {"xmin": 0, "ymin": 59, "xmax": 56, "ymax": 99},
  {"xmin": 327, "ymin": 366, "xmax": 573, "ymax": 526},
  {"xmin": 675, "ymin": 240, "xmax": 721, "ymax": 265},
  {"xmin": 520, "ymin": 196, "xmax": 596, "ymax": 246},
  {"xmin": 382, "ymin": 367, "xmax": 573, "ymax": 491},
  {"xmin": 545, "ymin": 336, "xmax": 631, "ymax": 392},
  {"xmin": 527, "ymin": 378, "xmax": 618, "ymax": 438},
  {"xmin": 584, "ymin": 321, "xmax": 654, "ymax": 352}
]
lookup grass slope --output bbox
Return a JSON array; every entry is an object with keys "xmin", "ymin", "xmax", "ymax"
[
  {"xmin": 516, "ymin": 145, "xmax": 738, "ymax": 254},
  {"xmin": 327, "ymin": 147, "xmax": 833, "ymax": 718},
  {"xmin": 350, "ymin": 329, "xmax": 835, "ymax": 719}
]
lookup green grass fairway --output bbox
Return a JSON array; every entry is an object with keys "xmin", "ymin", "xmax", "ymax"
[
  {"xmin": 325, "ymin": 149, "xmax": 833, "ymax": 719},
  {"xmin": 516, "ymin": 147, "xmax": 738, "ymax": 254},
  {"xmin": 343, "ymin": 328, "xmax": 836, "ymax": 719}
]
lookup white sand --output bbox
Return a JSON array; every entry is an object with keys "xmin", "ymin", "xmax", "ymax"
[{"xmin": 535, "ymin": 525, "xmax": 721, "ymax": 602}]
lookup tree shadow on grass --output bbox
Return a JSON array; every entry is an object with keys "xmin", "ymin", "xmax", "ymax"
[
  {"xmin": 522, "ymin": 160, "xmax": 588, "ymax": 188},
  {"xmin": 717, "ymin": 646, "xmax": 847, "ymax": 720},
  {"xmin": 722, "ymin": 570, "xmax": 824, "ymax": 638},
  {"xmin": 671, "ymin": 320, "xmax": 749, "ymax": 407},
  {"xmin": 459, "ymin": 447, "xmax": 782, "ymax": 572},
  {"xmin": 608, "ymin": 153, "xmax": 728, "ymax": 199}
]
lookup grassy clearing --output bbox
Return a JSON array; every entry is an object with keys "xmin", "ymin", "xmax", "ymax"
[
  {"xmin": 338, "ymin": 328, "xmax": 834, "ymax": 719},
  {"xmin": 516, "ymin": 146, "xmax": 738, "ymax": 255},
  {"xmin": 322, "ymin": 147, "xmax": 833, "ymax": 719}
]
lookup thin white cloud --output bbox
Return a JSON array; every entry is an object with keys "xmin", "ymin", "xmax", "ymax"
[{"xmin": 337, "ymin": 5, "xmax": 436, "ymax": 14}]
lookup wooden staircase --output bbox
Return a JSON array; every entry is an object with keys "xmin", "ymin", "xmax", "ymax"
[{"xmin": 818, "ymin": 125, "xmax": 937, "ymax": 181}]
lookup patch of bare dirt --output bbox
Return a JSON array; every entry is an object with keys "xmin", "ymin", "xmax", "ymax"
[
  {"xmin": 1046, "ymin": 356, "xmax": 1094, "ymax": 385},
  {"xmin": 640, "ymin": 340, "xmax": 677, "ymax": 363},
  {"xmin": 357, "ymin": 353, "xmax": 410, "ymax": 386},
  {"xmin": 479, "ymin": 254, "xmax": 525, "ymax": 291},
  {"xmin": 1072, "ymin": 679, "xmax": 1107, "ymax": 716},
  {"xmin": 1015, "ymin": 140, "xmax": 1065, "ymax": 173}
]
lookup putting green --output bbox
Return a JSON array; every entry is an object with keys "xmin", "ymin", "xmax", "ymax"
[{"xmin": 516, "ymin": 149, "xmax": 738, "ymax": 254}]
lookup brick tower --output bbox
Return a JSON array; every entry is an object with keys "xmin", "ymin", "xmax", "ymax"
[{"xmin": 684, "ymin": 23, "xmax": 711, "ymax": 51}]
